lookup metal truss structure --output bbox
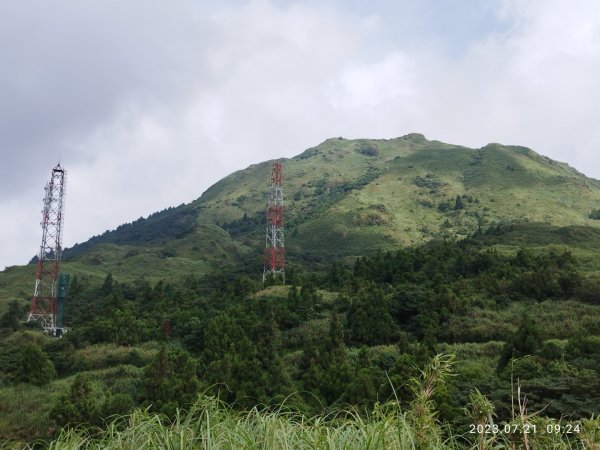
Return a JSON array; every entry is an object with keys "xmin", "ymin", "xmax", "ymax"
[
  {"xmin": 28, "ymin": 163, "xmax": 66, "ymax": 335},
  {"xmin": 263, "ymin": 161, "xmax": 285, "ymax": 283}
]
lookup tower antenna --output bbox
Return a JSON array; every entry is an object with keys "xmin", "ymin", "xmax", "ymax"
[
  {"xmin": 263, "ymin": 161, "xmax": 285, "ymax": 284},
  {"xmin": 28, "ymin": 163, "xmax": 67, "ymax": 335}
]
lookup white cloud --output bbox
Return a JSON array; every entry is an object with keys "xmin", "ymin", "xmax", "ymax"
[
  {"xmin": 437, "ymin": 0, "xmax": 600, "ymax": 163},
  {"xmin": 2, "ymin": 0, "xmax": 600, "ymax": 270},
  {"xmin": 328, "ymin": 52, "xmax": 417, "ymax": 109},
  {"xmin": 52, "ymin": 1, "xmax": 370, "ymax": 251}
]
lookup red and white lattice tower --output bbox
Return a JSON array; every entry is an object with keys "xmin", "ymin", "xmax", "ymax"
[
  {"xmin": 263, "ymin": 161, "xmax": 285, "ymax": 283},
  {"xmin": 28, "ymin": 163, "xmax": 66, "ymax": 332}
]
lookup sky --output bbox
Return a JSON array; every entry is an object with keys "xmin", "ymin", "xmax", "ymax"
[{"xmin": 1, "ymin": 0, "xmax": 600, "ymax": 270}]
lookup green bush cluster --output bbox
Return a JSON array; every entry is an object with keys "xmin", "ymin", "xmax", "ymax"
[
  {"xmin": 24, "ymin": 356, "xmax": 600, "ymax": 449},
  {"xmin": 2, "ymin": 236, "xmax": 600, "ymax": 444}
]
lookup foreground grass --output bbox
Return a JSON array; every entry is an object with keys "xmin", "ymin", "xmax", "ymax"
[
  {"xmin": 9, "ymin": 354, "xmax": 598, "ymax": 450},
  {"xmin": 44, "ymin": 401, "xmax": 427, "ymax": 450},
  {"xmin": 18, "ymin": 396, "xmax": 597, "ymax": 450}
]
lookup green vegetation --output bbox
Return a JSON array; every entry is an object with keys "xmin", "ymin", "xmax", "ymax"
[
  {"xmin": 1, "ymin": 234, "xmax": 599, "ymax": 447},
  {"xmin": 15, "ymin": 362, "xmax": 600, "ymax": 449},
  {"xmin": 2, "ymin": 134, "xmax": 600, "ymax": 447},
  {"xmin": 5, "ymin": 134, "xmax": 600, "ymax": 295}
]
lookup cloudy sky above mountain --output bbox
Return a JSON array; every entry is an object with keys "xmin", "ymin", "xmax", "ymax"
[{"xmin": 1, "ymin": 0, "xmax": 600, "ymax": 269}]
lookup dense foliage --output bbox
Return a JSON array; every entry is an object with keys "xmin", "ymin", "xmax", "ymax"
[
  {"xmin": 29, "ymin": 368, "xmax": 600, "ymax": 450},
  {"xmin": 1, "ymin": 234, "xmax": 600, "ymax": 446},
  {"xmin": 60, "ymin": 205, "xmax": 198, "ymax": 261}
]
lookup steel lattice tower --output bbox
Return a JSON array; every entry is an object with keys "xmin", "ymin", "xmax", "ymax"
[
  {"xmin": 28, "ymin": 163, "xmax": 66, "ymax": 333},
  {"xmin": 263, "ymin": 161, "xmax": 285, "ymax": 283}
]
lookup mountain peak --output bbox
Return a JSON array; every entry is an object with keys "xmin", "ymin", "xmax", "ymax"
[{"xmin": 40, "ymin": 135, "xmax": 600, "ymax": 283}]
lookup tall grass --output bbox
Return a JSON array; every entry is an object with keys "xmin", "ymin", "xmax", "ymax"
[
  {"xmin": 12, "ymin": 354, "xmax": 600, "ymax": 449},
  {"xmin": 38, "ymin": 396, "xmax": 432, "ymax": 450},
  {"xmin": 35, "ymin": 396, "xmax": 599, "ymax": 450}
]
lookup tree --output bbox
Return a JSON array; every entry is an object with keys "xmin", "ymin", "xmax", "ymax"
[
  {"xmin": 298, "ymin": 315, "xmax": 353, "ymax": 407},
  {"xmin": 99, "ymin": 272, "xmax": 115, "ymax": 296},
  {"xmin": 454, "ymin": 195, "xmax": 464, "ymax": 210},
  {"xmin": 0, "ymin": 300, "xmax": 24, "ymax": 332},
  {"xmin": 497, "ymin": 315, "xmax": 543, "ymax": 373},
  {"xmin": 201, "ymin": 314, "xmax": 264, "ymax": 406},
  {"xmin": 140, "ymin": 345, "xmax": 200, "ymax": 417},
  {"xmin": 256, "ymin": 303, "xmax": 290, "ymax": 399},
  {"xmin": 341, "ymin": 368, "xmax": 377, "ymax": 405},
  {"xmin": 390, "ymin": 285, "xmax": 428, "ymax": 328},
  {"xmin": 382, "ymin": 353, "xmax": 420, "ymax": 403},
  {"xmin": 346, "ymin": 284, "xmax": 396, "ymax": 346},
  {"xmin": 16, "ymin": 343, "xmax": 56, "ymax": 386},
  {"xmin": 44, "ymin": 338, "xmax": 76, "ymax": 377},
  {"xmin": 51, "ymin": 374, "xmax": 100, "ymax": 428},
  {"xmin": 514, "ymin": 247, "xmax": 534, "ymax": 268}
]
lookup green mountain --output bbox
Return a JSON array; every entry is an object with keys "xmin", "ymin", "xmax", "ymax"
[
  {"xmin": 3, "ymin": 133, "xmax": 600, "ymax": 305},
  {"xmin": 3, "ymin": 134, "xmax": 600, "ymax": 445}
]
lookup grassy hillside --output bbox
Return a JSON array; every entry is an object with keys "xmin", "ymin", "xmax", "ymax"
[
  {"xmin": 3, "ymin": 133, "xmax": 600, "ymax": 308},
  {"xmin": 2, "ymin": 228, "xmax": 600, "ymax": 445},
  {"xmin": 201, "ymin": 135, "xmax": 600, "ymax": 252},
  {"xmin": 4, "ymin": 134, "xmax": 600, "ymax": 447}
]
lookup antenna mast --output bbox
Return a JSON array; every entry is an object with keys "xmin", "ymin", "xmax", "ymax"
[
  {"xmin": 28, "ymin": 163, "xmax": 66, "ymax": 335},
  {"xmin": 263, "ymin": 161, "xmax": 285, "ymax": 283}
]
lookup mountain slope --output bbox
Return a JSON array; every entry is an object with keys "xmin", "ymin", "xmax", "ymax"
[
  {"xmin": 194, "ymin": 134, "xmax": 600, "ymax": 255},
  {"xmin": 3, "ymin": 133, "xmax": 600, "ymax": 306}
]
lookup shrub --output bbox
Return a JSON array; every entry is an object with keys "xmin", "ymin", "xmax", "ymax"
[{"xmin": 16, "ymin": 344, "xmax": 56, "ymax": 386}]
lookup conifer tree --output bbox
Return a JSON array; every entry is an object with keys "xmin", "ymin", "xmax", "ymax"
[
  {"xmin": 0, "ymin": 300, "xmax": 24, "ymax": 332},
  {"xmin": 51, "ymin": 374, "xmax": 99, "ymax": 428},
  {"xmin": 16, "ymin": 343, "xmax": 56, "ymax": 386},
  {"xmin": 140, "ymin": 345, "xmax": 200, "ymax": 417}
]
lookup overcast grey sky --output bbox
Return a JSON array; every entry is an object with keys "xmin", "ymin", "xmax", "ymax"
[{"xmin": 2, "ymin": 0, "xmax": 600, "ymax": 270}]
